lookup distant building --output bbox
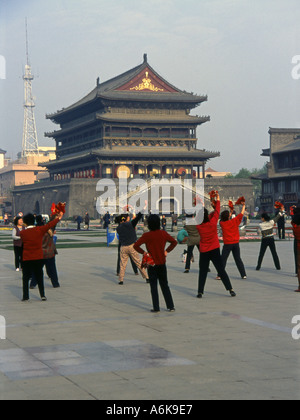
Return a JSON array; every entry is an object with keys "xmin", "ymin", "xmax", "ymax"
[
  {"xmin": 13, "ymin": 56, "xmax": 254, "ymax": 217},
  {"xmin": 205, "ymin": 167, "xmax": 231, "ymax": 178},
  {"xmin": 253, "ymin": 127, "xmax": 300, "ymax": 213},
  {"xmin": 0, "ymin": 149, "xmax": 6, "ymax": 170},
  {"xmin": 0, "ymin": 147, "xmax": 55, "ymax": 215}
]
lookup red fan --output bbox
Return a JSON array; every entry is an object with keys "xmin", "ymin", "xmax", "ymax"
[
  {"xmin": 193, "ymin": 195, "xmax": 204, "ymax": 206},
  {"xmin": 228, "ymin": 200, "xmax": 234, "ymax": 211},
  {"xmin": 235, "ymin": 196, "xmax": 245, "ymax": 205},
  {"xmin": 274, "ymin": 201, "xmax": 283, "ymax": 209},
  {"xmin": 51, "ymin": 202, "xmax": 66, "ymax": 216},
  {"xmin": 209, "ymin": 190, "xmax": 218, "ymax": 201},
  {"xmin": 209, "ymin": 190, "xmax": 218, "ymax": 208},
  {"xmin": 141, "ymin": 253, "xmax": 155, "ymax": 269},
  {"xmin": 122, "ymin": 204, "xmax": 133, "ymax": 212}
]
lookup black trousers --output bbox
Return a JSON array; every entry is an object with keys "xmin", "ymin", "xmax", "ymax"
[
  {"xmin": 30, "ymin": 257, "xmax": 60, "ymax": 288},
  {"xmin": 198, "ymin": 248, "xmax": 233, "ymax": 294},
  {"xmin": 148, "ymin": 264, "xmax": 174, "ymax": 311},
  {"xmin": 22, "ymin": 259, "xmax": 45, "ymax": 300},
  {"xmin": 256, "ymin": 236, "xmax": 280, "ymax": 269},
  {"xmin": 185, "ymin": 244, "xmax": 200, "ymax": 270},
  {"xmin": 277, "ymin": 225, "xmax": 285, "ymax": 239},
  {"xmin": 221, "ymin": 243, "xmax": 246, "ymax": 277},
  {"xmin": 13, "ymin": 245, "xmax": 23, "ymax": 269}
]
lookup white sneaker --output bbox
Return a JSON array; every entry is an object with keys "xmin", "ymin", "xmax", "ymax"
[{"xmin": 16, "ymin": 268, "xmax": 19, "ymax": 272}]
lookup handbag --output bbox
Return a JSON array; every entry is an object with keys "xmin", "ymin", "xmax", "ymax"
[{"xmin": 141, "ymin": 252, "xmax": 155, "ymax": 269}]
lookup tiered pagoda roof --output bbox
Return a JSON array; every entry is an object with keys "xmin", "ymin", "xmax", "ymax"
[{"xmin": 46, "ymin": 54, "xmax": 208, "ymax": 124}]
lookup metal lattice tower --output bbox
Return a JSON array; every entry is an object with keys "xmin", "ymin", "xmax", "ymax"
[{"xmin": 22, "ymin": 19, "xmax": 39, "ymax": 157}]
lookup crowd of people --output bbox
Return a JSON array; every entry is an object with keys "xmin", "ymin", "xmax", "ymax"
[{"xmin": 8, "ymin": 192, "xmax": 300, "ymax": 310}]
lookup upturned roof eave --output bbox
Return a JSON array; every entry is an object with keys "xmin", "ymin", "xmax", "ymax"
[
  {"xmin": 41, "ymin": 147, "xmax": 220, "ymax": 168},
  {"xmin": 46, "ymin": 57, "xmax": 207, "ymax": 121}
]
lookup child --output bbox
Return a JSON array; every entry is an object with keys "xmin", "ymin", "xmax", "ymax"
[
  {"xmin": 176, "ymin": 228, "xmax": 188, "ymax": 244},
  {"xmin": 134, "ymin": 214, "xmax": 177, "ymax": 312}
]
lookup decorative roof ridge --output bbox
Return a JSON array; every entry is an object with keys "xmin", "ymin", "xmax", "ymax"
[{"xmin": 46, "ymin": 55, "xmax": 207, "ymax": 120}]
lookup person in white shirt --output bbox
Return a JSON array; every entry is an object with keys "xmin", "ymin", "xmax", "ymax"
[{"xmin": 256, "ymin": 211, "xmax": 283, "ymax": 271}]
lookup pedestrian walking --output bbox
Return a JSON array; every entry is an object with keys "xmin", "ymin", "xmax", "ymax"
[
  {"xmin": 84, "ymin": 212, "xmax": 90, "ymax": 230},
  {"xmin": 116, "ymin": 202, "xmax": 148, "ymax": 285},
  {"xmin": 255, "ymin": 210, "xmax": 283, "ymax": 271},
  {"xmin": 196, "ymin": 192, "xmax": 236, "ymax": 298},
  {"xmin": 219, "ymin": 199, "xmax": 247, "ymax": 279},
  {"xmin": 161, "ymin": 215, "xmax": 167, "ymax": 231},
  {"xmin": 103, "ymin": 211, "xmax": 111, "ymax": 229},
  {"xmin": 76, "ymin": 215, "xmax": 82, "ymax": 230},
  {"xmin": 12, "ymin": 216, "xmax": 24, "ymax": 271},
  {"xmin": 20, "ymin": 211, "xmax": 64, "ymax": 301},
  {"xmin": 171, "ymin": 212, "xmax": 178, "ymax": 232},
  {"xmin": 134, "ymin": 214, "xmax": 177, "ymax": 312}
]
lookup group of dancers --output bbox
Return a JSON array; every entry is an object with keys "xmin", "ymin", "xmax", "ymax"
[
  {"xmin": 116, "ymin": 192, "xmax": 300, "ymax": 313},
  {"xmin": 12, "ymin": 193, "xmax": 300, "ymax": 309}
]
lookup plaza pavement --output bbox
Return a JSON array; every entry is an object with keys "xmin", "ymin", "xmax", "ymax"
[{"xmin": 0, "ymin": 226, "xmax": 299, "ymax": 400}]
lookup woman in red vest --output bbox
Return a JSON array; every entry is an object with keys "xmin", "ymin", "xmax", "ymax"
[
  {"xmin": 196, "ymin": 192, "xmax": 236, "ymax": 298},
  {"xmin": 219, "ymin": 200, "xmax": 247, "ymax": 279},
  {"xmin": 20, "ymin": 211, "xmax": 63, "ymax": 301}
]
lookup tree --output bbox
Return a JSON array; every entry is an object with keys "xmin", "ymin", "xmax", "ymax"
[{"xmin": 226, "ymin": 163, "xmax": 267, "ymax": 196}]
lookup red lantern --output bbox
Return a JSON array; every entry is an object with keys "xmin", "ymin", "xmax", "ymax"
[{"xmin": 177, "ymin": 167, "xmax": 186, "ymax": 177}]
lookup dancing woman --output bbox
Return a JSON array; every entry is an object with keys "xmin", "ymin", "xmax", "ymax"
[
  {"xmin": 20, "ymin": 211, "xmax": 64, "ymax": 301},
  {"xmin": 255, "ymin": 209, "xmax": 283, "ymax": 271},
  {"xmin": 117, "ymin": 202, "xmax": 148, "ymax": 285},
  {"xmin": 219, "ymin": 199, "xmax": 247, "ymax": 279},
  {"xmin": 134, "ymin": 214, "xmax": 177, "ymax": 312},
  {"xmin": 196, "ymin": 192, "xmax": 236, "ymax": 298}
]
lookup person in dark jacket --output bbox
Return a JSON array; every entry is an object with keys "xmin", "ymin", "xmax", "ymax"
[
  {"xmin": 76, "ymin": 215, "xmax": 82, "ymax": 230},
  {"xmin": 84, "ymin": 212, "xmax": 90, "ymax": 230},
  {"xmin": 115, "ymin": 215, "xmax": 138, "ymax": 276},
  {"xmin": 116, "ymin": 202, "xmax": 148, "ymax": 285},
  {"xmin": 275, "ymin": 208, "xmax": 286, "ymax": 239}
]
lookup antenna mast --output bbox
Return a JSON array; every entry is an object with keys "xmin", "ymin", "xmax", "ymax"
[{"xmin": 22, "ymin": 18, "xmax": 39, "ymax": 157}]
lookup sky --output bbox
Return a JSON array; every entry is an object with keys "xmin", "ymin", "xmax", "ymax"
[{"xmin": 1, "ymin": 0, "xmax": 300, "ymax": 173}]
